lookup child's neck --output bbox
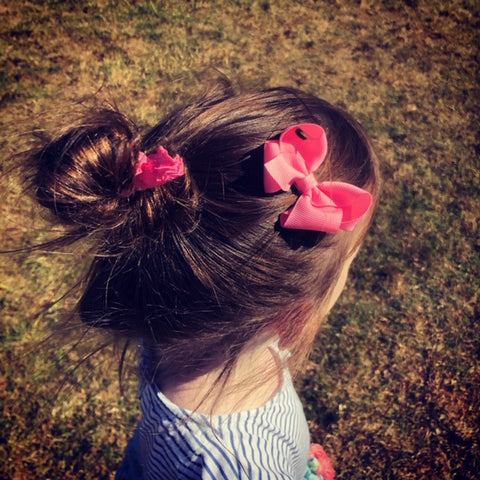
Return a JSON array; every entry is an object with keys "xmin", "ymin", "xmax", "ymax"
[{"xmin": 159, "ymin": 333, "xmax": 282, "ymax": 415}]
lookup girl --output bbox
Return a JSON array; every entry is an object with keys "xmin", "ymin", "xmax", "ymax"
[{"xmin": 27, "ymin": 85, "xmax": 380, "ymax": 479}]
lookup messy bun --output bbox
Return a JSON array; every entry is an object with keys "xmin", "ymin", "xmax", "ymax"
[
  {"xmin": 25, "ymin": 86, "xmax": 381, "ymax": 380},
  {"xmin": 31, "ymin": 110, "xmax": 141, "ymax": 230}
]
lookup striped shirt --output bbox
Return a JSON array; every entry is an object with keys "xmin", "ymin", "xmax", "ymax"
[{"xmin": 116, "ymin": 348, "xmax": 311, "ymax": 479}]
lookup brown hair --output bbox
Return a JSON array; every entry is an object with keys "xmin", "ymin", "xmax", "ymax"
[{"xmin": 27, "ymin": 85, "xmax": 381, "ymax": 383}]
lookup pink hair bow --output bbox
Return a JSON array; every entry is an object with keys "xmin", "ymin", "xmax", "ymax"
[
  {"xmin": 125, "ymin": 145, "xmax": 184, "ymax": 195},
  {"xmin": 264, "ymin": 123, "xmax": 372, "ymax": 232}
]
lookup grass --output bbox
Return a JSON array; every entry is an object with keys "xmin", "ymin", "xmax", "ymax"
[{"xmin": 1, "ymin": 0, "xmax": 479, "ymax": 479}]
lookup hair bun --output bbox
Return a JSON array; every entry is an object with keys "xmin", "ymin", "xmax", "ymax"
[{"xmin": 31, "ymin": 110, "xmax": 141, "ymax": 231}]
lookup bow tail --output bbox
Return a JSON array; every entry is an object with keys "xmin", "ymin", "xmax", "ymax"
[
  {"xmin": 319, "ymin": 182, "xmax": 372, "ymax": 231},
  {"xmin": 280, "ymin": 194, "xmax": 343, "ymax": 232},
  {"xmin": 280, "ymin": 183, "xmax": 372, "ymax": 232}
]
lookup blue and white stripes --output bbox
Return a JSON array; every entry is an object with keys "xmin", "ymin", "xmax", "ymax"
[{"xmin": 116, "ymin": 348, "xmax": 311, "ymax": 479}]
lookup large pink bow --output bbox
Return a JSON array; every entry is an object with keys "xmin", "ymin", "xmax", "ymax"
[{"xmin": 264, "ymin": 123, "xmax": 372, "ymax": 232}]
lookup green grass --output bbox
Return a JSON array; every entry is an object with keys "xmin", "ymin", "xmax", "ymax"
[{"xmin": 1, "ymin": 0, "xmax": 479, "ymax": 479}]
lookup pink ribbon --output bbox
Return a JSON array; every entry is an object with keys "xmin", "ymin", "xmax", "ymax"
[
  {"xmin": 128, "ymin": 146, "xmax": 184, "ymax": 194},
  {"xmin": 264, "ymin": 123, "xmax": 372, "ymax": 232}
]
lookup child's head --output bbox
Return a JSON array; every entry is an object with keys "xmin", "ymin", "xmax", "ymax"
[{"xmin": 29, "ymin": 85, "xmax": 380, "ymax": 377}]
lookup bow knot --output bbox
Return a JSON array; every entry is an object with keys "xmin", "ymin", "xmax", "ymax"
[
  {"xmin": 294, "ymin": 173, "xmax": 318, "ymax": 193},
  {"xmin": 264, "ymin": 123, "xmax": 372, "ymax": 233}
]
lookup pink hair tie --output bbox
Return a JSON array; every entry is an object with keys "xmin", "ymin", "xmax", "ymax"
[
  {"xmin": 264, "ymin": 123, "xmax": 372, "ymax": 233},
  {"xmin": 122, "ymin": 145, "xmax": 185, "ymax": 197}
]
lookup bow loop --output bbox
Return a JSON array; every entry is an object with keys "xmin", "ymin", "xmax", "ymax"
[
  {"xmin": 264, "ymin": 142, "xmax": 300, "ymax": 192},
  {"xmin": 264, "ymin": 123, "xmax": 327, "ymax": 193}
]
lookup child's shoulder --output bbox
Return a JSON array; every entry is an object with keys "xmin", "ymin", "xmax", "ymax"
[
  {"xmin": 147, "ymin": 335, "xmax": 286, "ymax": 415},
  {"xmin": 137, "ymin": 340, "xmax": 311, "ymax": 479}
]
